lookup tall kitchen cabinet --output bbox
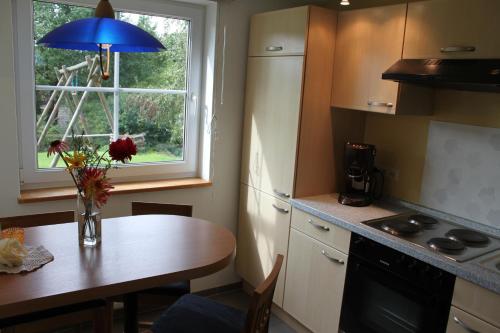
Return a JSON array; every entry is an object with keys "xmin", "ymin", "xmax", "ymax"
[{"xmin": 237, "ymin": 6, "xmax": 338, "ymax": 307}]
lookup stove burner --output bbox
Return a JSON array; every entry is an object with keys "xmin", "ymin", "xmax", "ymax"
[
  {"xmin": 428, "ymin": 237, "xmax": 465, "ymax": 254},
  {"xmin": 381, "ymin": 220, "xmax": 421, "ymax": 236},
  {"xmin": 445, "ymin": 229, "xmax": 490, "ymax": 247},
  {"xmin": 408, "ymin": 214, "xmax": 438, "ymax": 226}
]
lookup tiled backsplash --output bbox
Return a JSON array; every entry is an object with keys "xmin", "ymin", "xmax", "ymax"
[{"xmin": 421, "ymin": 121, "xmax": 500, "ymax": 230}]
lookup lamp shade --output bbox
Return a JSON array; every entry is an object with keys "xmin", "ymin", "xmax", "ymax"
[{"xmin": 37, "ymin": 17, "xmax": 165, "ymax": 52}]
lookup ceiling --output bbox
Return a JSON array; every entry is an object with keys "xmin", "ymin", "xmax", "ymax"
[{"xmin": 333, "ymin": 0, "xmax": 422, "ymax": 10}]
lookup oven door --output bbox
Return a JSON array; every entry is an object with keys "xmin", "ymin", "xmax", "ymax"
[{"xmin": 339, "ymin": 255, "xmax": 450, "ymax": 333}]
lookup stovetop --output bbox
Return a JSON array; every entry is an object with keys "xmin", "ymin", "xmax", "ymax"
[{"xmin": 363, "ymin": 212, "xmax": 500, "ymax": 263}]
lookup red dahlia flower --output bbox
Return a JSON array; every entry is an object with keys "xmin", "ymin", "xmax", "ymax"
[
  {"xmin": 81, "ymin": 168, "xmax": 114, "ymax": 208},
  {"xmin": 109, "ymin": 137, "xmax": 137, "ymax": 163},
  {"xmin": 47, "ymin": 140, "xmax": 69, "ymax": 157}
]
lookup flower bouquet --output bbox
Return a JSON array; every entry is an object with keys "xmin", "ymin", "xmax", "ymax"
[{"xmin": 48, "ymin": 136, "xmax": 137, "ymax": 246}]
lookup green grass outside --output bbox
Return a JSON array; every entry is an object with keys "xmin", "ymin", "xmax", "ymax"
[{"xmin": 37, "ymin": 150, "xmax": 180, "ymax": 169}]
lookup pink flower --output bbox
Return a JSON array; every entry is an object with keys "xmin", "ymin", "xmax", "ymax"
[
  {"xmin": 81, "ymin": 168, "xmax": 114, "ymax": 208},
  {"xmin": 47, "ymin": 140, "xmax": 69, "ymax": 156},
  {"xmin": 109, "ymin": 137, "xmax": 137, "ymax": 163}
]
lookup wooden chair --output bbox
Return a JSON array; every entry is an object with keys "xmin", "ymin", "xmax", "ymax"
[
  {"xmin": 131, "ymin": 202, "xmax": 192, "ymax": 218},
  {"xmin": 0, "ymin": 211, "xmax": 112, "ymax": 333},
  {"xmin": 0, "ymin": 211, "xmax": 74, "ymax": 229},
  {"xmin": 147, "ymin": 254, "xmax": 284, "ymax": 333},
  {"xmin": 123, "ymin": 202, "xmax": 193, "ymax": 333}
]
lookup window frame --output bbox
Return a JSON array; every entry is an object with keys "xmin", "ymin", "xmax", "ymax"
[{"xmin": 14, "ymin": 0, "xmax": 205, "ymax": 186}]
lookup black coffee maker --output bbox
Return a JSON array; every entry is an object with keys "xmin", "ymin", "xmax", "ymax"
[{"xmin": 338, "ymin": 142, "xmax": 383, "ymax": 207}]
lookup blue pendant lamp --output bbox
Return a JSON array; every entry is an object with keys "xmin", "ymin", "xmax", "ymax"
[{"xmin": 37, "ymin": 0, "xmax": 165, "ymax": 80}]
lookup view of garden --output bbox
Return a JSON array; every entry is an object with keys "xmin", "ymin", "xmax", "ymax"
[{"xmin": 34, "ymin": 0, "xmax": 190, "ymax": 168}]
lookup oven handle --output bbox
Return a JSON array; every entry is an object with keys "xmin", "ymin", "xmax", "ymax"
[
  {"xmin": 321, "ymin": 250, "xmax": 345, "ymax": 265},
  {"xmin": 453, "ymin": 314, "xmax": 480, "ymax": 333}
]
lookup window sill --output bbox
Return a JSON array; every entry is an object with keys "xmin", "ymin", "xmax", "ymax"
[{"xmin": 18, "ymin": 177, "xmax": 212, "ymax": 204}]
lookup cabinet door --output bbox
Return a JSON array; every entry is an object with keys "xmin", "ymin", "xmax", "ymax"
[
  {"xmin": 248, "ymin": 6, "xmax": 308, "ymax": 57},
  {"xmin": 331, "ymin": 7, "xmax": 371, "ymax": 112},
  {"xmin": 447, "ymin": 307, "xmax": 500, "ymax": 333},
  {"xmin": 404, "ymin": 0, "xmax": 500, "ymax": 59},
  {"xmin": 236, "ymin": 184, "xmax": 291, "ymax": 306},
  {"xmin": 332, "ymin": 4, "xmax": 406, "ymax": 114},
  {"xmin": 452, "ymin": 278, "xmax": 500, "ymax": 328},
  {"xmin": 240, "ymin": 56, "xmax": 303, "ymax": 199},
  {"xmin": 283, "ymin": 228, "xmax": 348, "ymax": 333}
]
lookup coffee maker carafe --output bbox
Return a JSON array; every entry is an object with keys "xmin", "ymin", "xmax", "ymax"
[{"xmin": 338, "ymin": 142, "xmax": 383, "ymax": 207}]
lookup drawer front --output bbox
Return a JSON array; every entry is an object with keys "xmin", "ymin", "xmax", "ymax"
[
  {"xmin": 291, "ymin": 208, "xmax": 350, "ymax": 254},
  {"xmin": 452, "ymin": 278, "xmax": 500, "ymax": 328},
  {"xmin": 447, "ymin": 306, "xmax": 500, "ymax": 333}
]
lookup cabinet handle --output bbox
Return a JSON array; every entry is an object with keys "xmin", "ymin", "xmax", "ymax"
[
  {"xmin": 368, "ymin": 101, "xmax": 393, "ymax": 107},
  {"xmin": 453, "ymin": 315, "xmax": 480, "ymax": 333},
  {"xmin": 265, "ymin": 46, "xmax": 283, "ymax": 52},
  {"xmin": 273, "ymin": 189, "xmax": 290, "ymax": 199},
  {"xmin": 441, "ymin": 46, "xmax": 476, "ymax": 53},
  {"xmin": 321, "ymin": 250, "xmax": 345, "ymax": 265},
  {"xmin": 272, "ymin": 204, "xmax": 289, "ymax": 214},
  {"xmin": 308, "ymin": 219, "xmax": 330, "ymax": 232}
]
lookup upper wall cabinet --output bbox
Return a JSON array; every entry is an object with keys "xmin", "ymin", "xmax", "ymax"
[
  {"xmin": 404, "ymin": 0, "xmax": 500, "ymax": 59},
  {"xmin": 248, "ymin": 6, "xmax": 309, "ymax": 57},
  {"xmin": 331, "ymin": 4, "xmax": 433, "ymax": 115}
]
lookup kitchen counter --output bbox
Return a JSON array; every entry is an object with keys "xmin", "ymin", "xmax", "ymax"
[{"xmin": 291, "ymin": 193, "xmax": 500, "ymax": 294}]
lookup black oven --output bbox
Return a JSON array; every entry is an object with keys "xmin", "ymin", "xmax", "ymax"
[{"xmin": 339, "ymin": 234, "xmax": 455, "ymax": 333}]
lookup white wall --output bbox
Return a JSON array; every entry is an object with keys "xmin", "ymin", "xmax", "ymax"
[{"xmin": 0, "ymin": 0, "xmax": 329, "ymax": 291}]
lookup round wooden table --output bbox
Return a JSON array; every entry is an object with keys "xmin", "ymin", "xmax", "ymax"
[{"xmin": 0, "ymin": 215, "xmax": 236, "ymax": 321}]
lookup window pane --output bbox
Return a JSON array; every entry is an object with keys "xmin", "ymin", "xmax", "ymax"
[
  {"xmin": 32, "ymin": 1, "xmax": 193, "ymax": 172},
  {"xmin": 35, "ymin": 91, "xmax": 114, "ymax": 169},
  {"xmin": 119, "ymin": 93, "xmax": 185, "ymax": 163},
  {"xmin": 34, "ymin": 1, "xmax": 114, "ymax": 87},
  {"xmin": 119, "ymin": 13, "xmax": 189, "ymax": 90}
]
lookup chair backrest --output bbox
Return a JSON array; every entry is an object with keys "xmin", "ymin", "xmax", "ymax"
[
  {"xmin": 244, "ymin": 254, "xmax": 284, "ymax": 333},
  {"xmin": 0, "ymin": 211, "xmax": 75, "ymax": 229},
  {"xmin": 131, "ymin": 201, "xmax": 193, "ymax": 217}
]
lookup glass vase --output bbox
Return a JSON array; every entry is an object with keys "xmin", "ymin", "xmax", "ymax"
[{"xmin": 77, "ymin": 194, "xmax": 101, "ymax": 247}]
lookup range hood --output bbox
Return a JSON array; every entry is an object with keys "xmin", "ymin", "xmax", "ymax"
[{"xmin": 382, "ymin": 59, "xmax": 500, "ymax": 92}]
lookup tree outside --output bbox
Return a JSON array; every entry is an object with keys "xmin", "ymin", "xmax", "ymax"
[{"xmin": 34, "ymin": 1, "xmax": 190, "ymax": 168}]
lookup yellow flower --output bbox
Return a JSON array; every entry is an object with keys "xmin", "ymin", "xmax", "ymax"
[{"xmin": 63, "ymin": 151, "xmax": 86, "ymax": 171}]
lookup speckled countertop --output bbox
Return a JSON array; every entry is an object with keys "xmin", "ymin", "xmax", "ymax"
[{"xmin": 291, "ymin": 193, "xmax": 500, "ymax": 294}]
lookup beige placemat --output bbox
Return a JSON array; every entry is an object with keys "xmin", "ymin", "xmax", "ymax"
[{"xmin": 0, "ymin": 245, "xmax": 54, "ymax": 274}]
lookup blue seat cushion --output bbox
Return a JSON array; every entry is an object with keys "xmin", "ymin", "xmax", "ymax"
[{"xmin": 152, "ymin": 294, "xmax": 246, "ymax": 333}]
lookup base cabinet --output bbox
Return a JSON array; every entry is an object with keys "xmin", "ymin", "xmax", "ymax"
[
  {"xmin": 283, "ymin": 228, "xmax": 347, "ymax": 333},
  {"xmin": 447, "ymin": 306, "xmax": 500, "ymax": 333},
  {"xmin": 447, "ymin": 278, "xmax": 500, "ymax": 333}
]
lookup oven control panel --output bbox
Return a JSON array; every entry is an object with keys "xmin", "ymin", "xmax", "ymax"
[{"xmin": 350, "ymin": 234, "xmax": 455, "ymax": 291}]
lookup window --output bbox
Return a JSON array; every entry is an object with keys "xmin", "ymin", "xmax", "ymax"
[{"xmin": 15, "ymin": 0, "xmax": 205, "ymax": 185}]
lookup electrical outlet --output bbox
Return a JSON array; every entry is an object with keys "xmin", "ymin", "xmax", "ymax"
[{"xmin": 385, "ymin": 168, "xmax": 400, "ymax": 182}]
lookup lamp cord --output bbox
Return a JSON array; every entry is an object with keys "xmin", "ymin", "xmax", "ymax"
[{"xmin": 98, "ymin": 44, "xmax": 110, "ymax": 80}]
